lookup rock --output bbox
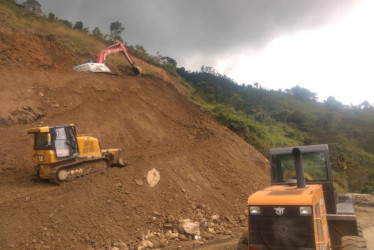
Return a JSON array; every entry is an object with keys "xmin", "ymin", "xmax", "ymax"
[
  {"xmin": 113, "ymin": 241, "xmax": 128, "ymax": 249},
  {"xmin": 165, "ymin": 230, "xmax": 179, "ymax": 239},
  {"xmin": 178, "ymin": 234, "xmax": 188, "ymax": 241},
  {"xmin": 152, "ymin": 211, "xmax": 161, "ymax": 217},
  {"xmin": 151, "ymin": 237, "xmax": 169, "ymax": 248},
  {"xmin": 179, "ymin": 219, "xmax": 200, "ymax": 236},
  {"xmin": 211, "ymin": 214, "xmax": 219, "ymax": 223},
  {"xmin": 207, "ymin": 222, "xmax": 215, "ymax": 228},
  {"xmin": 146, "ymin": 168, "xmax": 160, "ymax": 187},
  {"xmin": 163, "ymin": 223, "xmax": 174, "ymax": 230},
  {"xmin": 194, "ymin": 235, "xmax": 201, "ymax": 240},
  {"xmin": 166, "ymin": 215, "xmax": 176, "ymax": 224},
  {"xmin": 204, "ymin": 232, "xmax": 215, "ymax": 240},
  {"xmin": 138, "ymin": 239, "xmax": 153, "ymax": 249},
  {"xmin": 223, "ymin": 229, "xmax": 233, "ymax": 235},
  {"xmin": 159, "ymin": 238, "xmax": 168, "ymax": 247},
  {"xmin": 196, "ymin": 203, "xmax": 207, "ymax": 209},
  {"xmin": 200, "ymin": 218, "xmax": 208, "ymax": 230},
  {"xmin": 134, "ymin": 179, "xmax": 144, "ymax": 186}
]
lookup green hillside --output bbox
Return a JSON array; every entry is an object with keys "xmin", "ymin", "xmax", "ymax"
[{"xmin": 177, "ymin": 67, "xmax": 374, "ymax": 194}]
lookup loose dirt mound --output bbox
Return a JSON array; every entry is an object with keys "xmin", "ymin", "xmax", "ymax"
[{"xmin": 0, "ymin": 8, "xmax": 269, "ymax": 250}]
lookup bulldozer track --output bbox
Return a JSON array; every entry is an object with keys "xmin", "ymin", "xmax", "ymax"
[{"xmin": 48, "ymin": 158, "xmax": 110, "ymax": 184}]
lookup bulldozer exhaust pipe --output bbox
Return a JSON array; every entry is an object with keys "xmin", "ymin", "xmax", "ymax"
[{"xmin": 292, "ymin": 147, "xmax": 307, "ymax": 189}]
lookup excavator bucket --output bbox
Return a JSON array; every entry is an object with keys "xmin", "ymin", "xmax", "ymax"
[{"xmin": 132, "ymin": 66, "xmax": 142, "ymax": 75}]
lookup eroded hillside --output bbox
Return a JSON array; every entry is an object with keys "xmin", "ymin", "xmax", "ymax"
[{"xmin": 0, "ymin": 5, "xmax": 269, "ymax": 249}]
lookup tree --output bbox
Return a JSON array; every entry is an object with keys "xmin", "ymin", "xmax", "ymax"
[
  {"xmin": 358, "ymin": 100, "xmax": 371, "ymax": 110},
  {"xmin": 110, "ymin": 21, "xmax": 125, "ymax": 42},
  {"xmin": 290, "ymin": 85, "xmax": 317, "ymax": 102},
  {"xmin": 135, "ymin": 44, "xmax": 147, "ymax": 54},
  {"xmin": 60, "ymin": 19, "xmax": 72, "ymax": 28},
  {"xmin": 73, "ymin": 21, "xmax": 83, "ymax": 30},
  {"xmin": 91, "ymin": 27, "xmax": 105, "ymax": 41},
  {"xmin": 228, "ymin": 93, "xmax": 244, "ymax": 111},
  {"xmin": 324, "ymin": 96, "xmax": 344, "ymax": 111},
  {"xmin": 22, "ymin": 0, "xmax": 42, "ymax": 16},
  {"xmin": 48, "ymin": 12, "xmax": 56, "ymax": 22}
]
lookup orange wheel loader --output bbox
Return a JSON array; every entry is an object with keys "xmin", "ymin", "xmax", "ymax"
[{"xmin": 247, "ymin": 144, "xmax": 367, "ymax": 249}]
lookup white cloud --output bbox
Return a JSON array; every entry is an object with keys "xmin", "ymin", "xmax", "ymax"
[{"xmin": 224, "ymin": 0, "xmax": 374, "ymax": 105}]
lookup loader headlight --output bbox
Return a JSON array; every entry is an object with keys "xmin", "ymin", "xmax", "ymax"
[
  {"xmin": 249, "ymin": 206, "xmax": 261, "ymax": 215},
  {"xmin": 38, "ymin": 155, "xmax": 44, "ymax": 162},
  {"xmin": 299, "ymin": 206, "xmax": 312, "ymax": 215}
]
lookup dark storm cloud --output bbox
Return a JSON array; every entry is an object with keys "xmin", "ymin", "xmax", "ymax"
[{"xmin": 36, "ymin": 0, "xmax": 359, "ymax": 69}]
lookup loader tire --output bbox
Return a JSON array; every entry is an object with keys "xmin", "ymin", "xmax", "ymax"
[{"xmin": 340, "ymin": 235, "xmax": 368, "ymax": 250}]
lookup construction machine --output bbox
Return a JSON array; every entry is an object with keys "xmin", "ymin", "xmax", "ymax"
[
  {"xmin": 247, "ymin": 144, "xmax": 366, "ymax": 249},
  {"xmin": 73, "ymin": 42, "xmax": 141, "ymax": 75},
  {"xmin": 27, "ymin": 124, "xmax": 125, "ymax": 184}
]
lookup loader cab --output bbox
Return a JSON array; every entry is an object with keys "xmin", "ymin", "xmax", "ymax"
[
  {"xmin": 28, "ymin": 125, "xmax": 79, "ymax": 164},
  {"xmin": 270, "ymin": 144, "xmax": 337, "ymax": 214},
  {"xmin": 247, "ymin": 144, "xmax": 362, "ymax": 249}
]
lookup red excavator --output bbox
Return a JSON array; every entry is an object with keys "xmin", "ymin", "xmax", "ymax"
[{"xmin": 74, "ymin": 42, "xmax": 141, "ymax": 75}]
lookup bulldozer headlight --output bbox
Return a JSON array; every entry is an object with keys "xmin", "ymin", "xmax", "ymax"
[
  {"xmin": 299, "ymin": 206, "xmax": 312, "ymax": 215},
  {"xmin": 38, "ymin": 155, "xmax": 44, "ymax": 162},
  {"xmin": 250, "ymin": 206, "xmax": 261, "ymax": 215}
]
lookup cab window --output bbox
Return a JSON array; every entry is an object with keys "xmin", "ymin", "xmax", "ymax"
[
  {"xmin": 34, "ymin": 132, "xmax": 52, "ymax": 150},
  {"xmin": 272, "ymin": 152, "xmax": 328, "ymax": 183}
]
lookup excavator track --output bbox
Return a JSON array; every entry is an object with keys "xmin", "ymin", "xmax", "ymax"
[{"xmin": 48, "ymin": 158, "xmax": 110, "ymax": 184}]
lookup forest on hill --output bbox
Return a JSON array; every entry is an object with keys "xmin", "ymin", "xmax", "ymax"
[
  {"xmin": 177, "ymin": 67, "xmax": 374, "ymax": 195},
  {"xmin": 6, "ymin": 0, "xmax": 374, "ymax": 195}
]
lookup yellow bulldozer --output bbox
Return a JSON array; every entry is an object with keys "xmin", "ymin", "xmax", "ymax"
[{"xmin": 27, "ymin": 124, "xmax": 124, "ymax": 184}]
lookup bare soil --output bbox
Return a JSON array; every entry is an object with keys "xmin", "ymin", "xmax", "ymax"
[{"xmin": 0, "ymin": 8, "xmax": 269, "ymax": 249}]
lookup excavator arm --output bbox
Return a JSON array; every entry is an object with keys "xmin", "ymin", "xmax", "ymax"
[
  {"xmin": 97, "ymin": 42, "xmax": 141, "ymax": 75},
  {"xmin": 73, "ymin": 42, "xmax": 141, "ymax": 75}
]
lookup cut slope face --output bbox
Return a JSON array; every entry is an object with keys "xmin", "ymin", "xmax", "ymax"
[{"xmin": 0, "ymin": 7, "xmax": 269, "ymax": 249}]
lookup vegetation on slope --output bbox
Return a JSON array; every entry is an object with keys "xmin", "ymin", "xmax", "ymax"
[{"xmin": 177, "ymin": 67, "xmax": 374, "ymax": 194}]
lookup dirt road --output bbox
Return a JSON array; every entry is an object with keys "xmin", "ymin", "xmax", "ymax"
[{"xmin": 354, "ymin": 194, "xmax": 374, "ymax": 249}]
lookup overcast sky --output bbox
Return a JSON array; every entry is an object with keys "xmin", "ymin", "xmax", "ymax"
[{"xmin": 35, "ymin": 0, "xmax": 373, "ymax": 105}]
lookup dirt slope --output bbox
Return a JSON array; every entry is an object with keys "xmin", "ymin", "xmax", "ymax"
[{"xmin": 0, "ymin": 7, "xmax": 269, "ymax": 249}]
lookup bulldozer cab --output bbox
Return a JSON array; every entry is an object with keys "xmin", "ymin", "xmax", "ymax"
[
  {"xmin": 28, "ymin": 125, "xmax": 79, "ymax": 163},
  {"xmin": 270, "ymin": 144, "xmax": 337, "ymax": 214},
  {"xmin": 53, "ymin": 126, "xmax": 78, "ymax": 158}
]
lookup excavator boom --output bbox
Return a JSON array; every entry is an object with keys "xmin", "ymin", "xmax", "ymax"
[
  {"xmin": 97, "ymin": 42, "xmax": 135, "ymax": 65},
  {"xmin": 73, "ymin": 42, "xmax": 141, "ymax": 75}
]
